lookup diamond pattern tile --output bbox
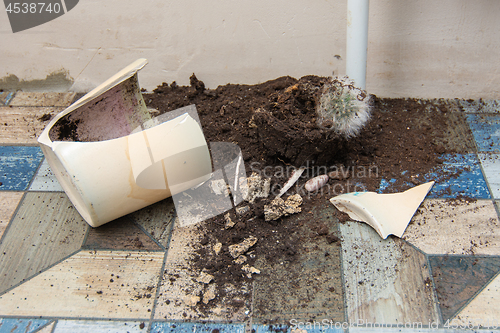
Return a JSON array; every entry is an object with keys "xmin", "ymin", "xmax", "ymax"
[
  {"xmin": 0, "ymin": 250, "xmax": 164, "ymax": 318},
  {"xmin": 429, "ymin": 256, "xmax": 500, "ymax": 321},
  {"xmin": 0, "ymin": 146, "xmax": 44, "ymax": 191},
  {"xmin": 340, "ymin": 222, "xmax": 439, "ymax": 325},
  {"xmin": 404, "ymin": 199, "xmax": 500, "ymax": 255},
  {"xmin": 0, "ymin": 191, "xmax": 23, "ymax": 239},
  {"xmin": 28, "ymin": 159, "xmax": 63, "ymax": 192},
  {"xmin": 479, "ymin": 153, "xmax": 500, "ymax": 199},
  {"xmin": 0, "ymin": 192, "xmax": 88, "ymax": 294},
  {"xmin": 467, "ymin": 114, "xmax": 500, "ymax": 153},
  {"xmin": 425, "ymin": 154, "xmax": 490, "ymax": 198}
]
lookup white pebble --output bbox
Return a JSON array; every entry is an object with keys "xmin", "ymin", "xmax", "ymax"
[{"xmin": 304, "ymin": 175, "xmax": 329, "ymax": 192}]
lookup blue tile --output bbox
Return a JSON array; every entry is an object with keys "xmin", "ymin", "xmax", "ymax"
[
  {"xmin": 151, "ymin": 322, "xmax": 246, "ymax": 333},
  {"xmin": 0, "ymin": 146, "xmax": 44, "ymax": 190},
  {"xmin": 466, "ymin": 114, "xmax": 500, "ymax": 152},
  {"xmin": 0, "ymin": 318, "xmax": 50, "ymax": 333},
  {"xmin": 0, "ymin": 92, "xmax": 15, "ymax": 106},
  {"xmin": 377, "ymin": 178, "xmax": 397, "ymax": 193},
  {"xmin": 424, "ymin": 154, "xmax": 490, "ymax": 199},
  {"xmin": 253, "ymin": 323, "xmax": 344, "ymax": 332}
]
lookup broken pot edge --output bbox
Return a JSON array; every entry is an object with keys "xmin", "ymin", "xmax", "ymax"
[{"xmin": 329, "ymin": 181, "xmax": 435, "ymax": 239}]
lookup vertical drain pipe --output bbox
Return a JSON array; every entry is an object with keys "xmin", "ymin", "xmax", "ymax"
[{"xmin": 346, "ymin": 0, "xmax": 369, "ymax": 90}]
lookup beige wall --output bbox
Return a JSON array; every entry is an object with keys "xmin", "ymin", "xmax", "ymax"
[{"xmin": 0, "ymin": 0, "xmax": 499, "ymax": 99}]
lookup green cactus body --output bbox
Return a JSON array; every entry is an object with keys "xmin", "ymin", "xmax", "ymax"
[{"xmin": 316, "ymin": 76, "xmax": 371, "ymax": 138}]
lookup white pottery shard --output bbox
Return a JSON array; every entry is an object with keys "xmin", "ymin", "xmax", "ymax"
[{"xmin": 329, "ymin": 181, "xmax": 434, "ymax": 239}]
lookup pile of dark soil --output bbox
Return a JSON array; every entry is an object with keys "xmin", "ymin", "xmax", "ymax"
[
  {"xmin": 144, "ymin": 74, "xmax": 471, "ymax": 313},
  {"xmin": 145, "ymin": 74, "xmax": 462, "ymax": 196}
]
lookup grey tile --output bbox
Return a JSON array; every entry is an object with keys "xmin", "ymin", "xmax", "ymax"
[
  {"xmin": 0, "ymin": 192, "xmax": 88, "ymax": 294},
  {"xmin": 479, "ymin": 153, "xmax": 500, "ymax": 199},
  {"xmin": 29, "ymin": 159, "xmax": 64, "ymax": 192},
  {"xmin": 340, "ymin": 221, "xmax": 439, "ymax": 325},
  {"xmin": 252, "ymin": 202, "xmax": 344, "ymax": 324}
]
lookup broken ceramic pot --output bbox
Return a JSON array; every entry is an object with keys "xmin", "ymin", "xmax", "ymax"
[
  {"xmin": 38, "ymin": 59, "xmax": 212, "ymax": 227},
  {"xmin": 329, "ymin": 181, "xmax": 434, "ymax": 239}
]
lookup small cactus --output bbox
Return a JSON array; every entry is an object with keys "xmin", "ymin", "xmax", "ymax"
[{"xmin": 316, "ymin": 76, "xmax": 371, "ymax": 138}]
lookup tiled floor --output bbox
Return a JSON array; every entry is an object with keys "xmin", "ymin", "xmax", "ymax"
[{"xmin": 0, "ymin": 93, "xmax": 500, "ymax": 333}]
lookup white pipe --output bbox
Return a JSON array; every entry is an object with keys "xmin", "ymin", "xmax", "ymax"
[{"xmin": 346, "ymin": 0, "xmax": 369, "ymax": 90}]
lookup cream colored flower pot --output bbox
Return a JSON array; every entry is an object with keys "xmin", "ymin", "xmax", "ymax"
[{"xmin": 38, "ymin": 59, "xmax": 211, "ymax": 227}]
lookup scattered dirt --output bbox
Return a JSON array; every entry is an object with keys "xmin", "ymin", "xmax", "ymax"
[
  {"xmin": 143, "ymin": 74, "xmax": 474, "ymax": 313},
  {"xmin": 38, "ymin": 113, "xmax": 52, "ymax": 122},
  {"xmin": 47, "ymin": 74, "xmax": 477, "ymax": 317}
]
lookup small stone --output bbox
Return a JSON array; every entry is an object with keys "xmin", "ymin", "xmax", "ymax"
[
  {"xmin": 264, "ymin": 194, "xmax": 303, "ymax": 221},
  {"xmin": 213, "ymin": 242, "xmax": 222, "ymax": 255},
  {"xmin": 242, "ymin": 264, "xmax": 261, "ymax": 278},
  {"xmin": 236, "ymin": 205, "xmax": 250, "ymax": 215},
  {"xmin": 202, "ymin": 284, "xmax": 216, "ymax": 304},
  {"xmin": 185, "ymin": 295, "xmax": 200, "ymax": 306},
  {"xmin": 239, "ymin": 172, "xmax": 271, "ymax": 203},
  {"xmin": 228, "ymin": 236, "xmax": 258, "ymax": 258},
  {"xmin": 283, "ymin": 194, "xmax": 303, "ymax": 215},
  {"xmin": 234, "ymin": 255, "xmax": 247, "ymax": 264},
  {"xmin": 224, "ymin": 212, "xmax": 236, "ymax": 229},
  {"xmin": 196, "ymin": 272, "xmax": 214, "ymax": 284},
  {"xmin": 264, "ymin": 197, "xmax": 285, "ymax": 221}
]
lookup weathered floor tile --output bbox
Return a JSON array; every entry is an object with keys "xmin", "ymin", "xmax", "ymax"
[
  {"xmin": 251, "ymin": 324, "xmax": 290, "ymax": 333},
  {"xmin": 28, "ymin": 159, "xmax": 63, "ymax": 192},
  {"xmin": 452, "ymin": 271, "xmax": 500, "ymax": 328},
  {"xmin": 0, "ymin": 92, "xmax": 15, "ymax": 106},
  {"xmin": 467, "ymin": 114, "xmax": 500, "ymax": 153},
  {"xmin": 151, "ymin": 322, "xmax": 246, "ymax": 333},
  {"xmin": 0, "ymin": 191, "xmax": 23, "ymax": 239},
  {"xmin": 479, "ymin": 153, "xmax": 500, "ymax": 199},
  {"xmin": 340, "ymin": 221, "xmax": 439, "ymax": 325},
  {"xmin": 0, "ymin": 318, "xmax": 50, "ymax": 332},
  {"xmin": 458, "ymin": 99, "xmax": 500, "ymax": 114},
  {"xmin": 0, "ymin": 146, "xmax": 44, "ymax": 190},
  {"xmin": 350, "ymin": 328, "xmax": 500, "ymax": 333},
  {"xmin": 155, "ymin": 221, "xmax": 251, "ymax": 322},
  {"xmin": 36, "ymin": 321, "xmax": 55, "ymax": 333},
  {"xmin": 53, "ymin": 320, "xmax": 147, "ymax": 333},
  {"xmin": 0, "ymin": 192, "xmax": 88, "ymax": 294},
  {"xmin": 253, "ymin": 323, "xmax": 343, "ymax": 332},
  {"xmin": 404, "ymin": 199, "xmax": 500, "ymax": 255},
  {"xmin": 128, "ymin": 198, "xmax": 176, "ymax": 249},
  {"xmin": 0, "ymin": 250, "xmax": 164, "ymax": 318},
  {"xmin": 253, "ymin": 203, "xmax": 344, "ymax": 324},
  {"xmin": 429, "ymin": 256, "xmax": 500, "ymax": 321},
  {"xmin": 425, "ymin": 154, "xmax": 490, "ymax": 199},
  {"xmin": 0, "ymin": 107, "xmax": 63, "ymax": 144},
  {"xmin": 83, "ymin": 216, "xmax": 162, "ymax": 251},
  {"xmin": 9, "ymin": 92, "xmax": 75, "ymax": 107}
]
